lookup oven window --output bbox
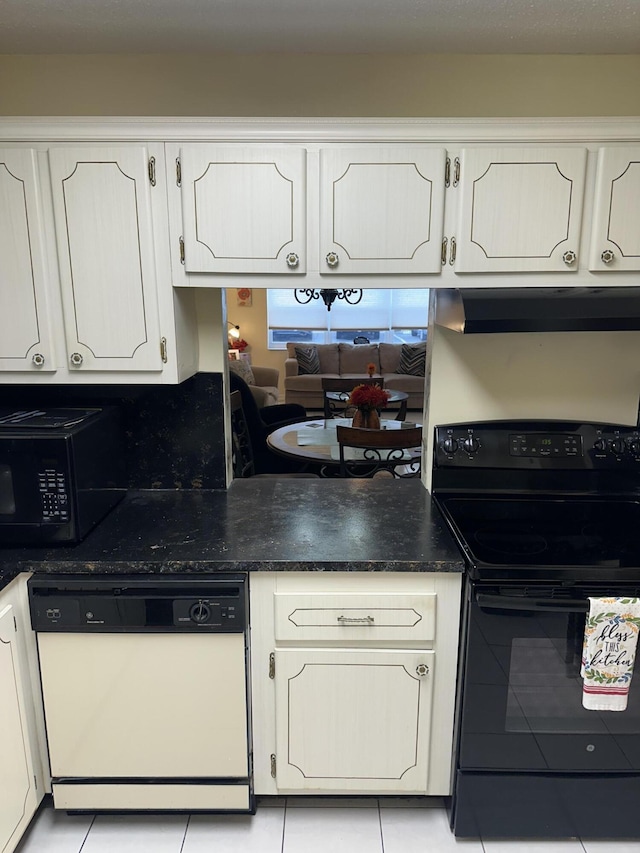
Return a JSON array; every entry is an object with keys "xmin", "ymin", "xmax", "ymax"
[
  {"xmin": 507, "ymin": 635, "xmax": 610, "ymax": 734},
  {"xmin": 0, "ymin": 464, "xmax": 16, "ymax": 515}
]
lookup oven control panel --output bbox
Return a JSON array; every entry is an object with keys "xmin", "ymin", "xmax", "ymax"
[{"xmin": 434, "ymin": 421, "xmax": 640, "ymax": 469}]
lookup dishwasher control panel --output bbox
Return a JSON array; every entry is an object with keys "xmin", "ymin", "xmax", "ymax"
[
  {"xmin": 173, "ymin": 598, "xmax": 240, "ymax": 628},
  {"xmin": 28, "ymin": 575, "xmax": 247, "ymax": 633}
]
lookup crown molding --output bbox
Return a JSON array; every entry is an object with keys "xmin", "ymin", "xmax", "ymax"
[{"xmin": 0, "ymin": 116, "xmax": 639, "ymax": 143}]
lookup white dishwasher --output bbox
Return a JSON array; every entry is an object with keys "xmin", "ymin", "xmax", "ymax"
[{"xmin": 29, "ymin": 574, "xmax": 252, "ymax": 813}]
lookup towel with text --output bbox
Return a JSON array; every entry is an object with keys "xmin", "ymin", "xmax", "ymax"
[{"xmin": 581, "ymin": 597, "xmax": 640, "ymax": 711}]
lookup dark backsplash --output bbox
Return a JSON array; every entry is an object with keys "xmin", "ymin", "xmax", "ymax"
[{"xmin": 0, "ymin": 372, "xmax": 227, "ymax": 490}]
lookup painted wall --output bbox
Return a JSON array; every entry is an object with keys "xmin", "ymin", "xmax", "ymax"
[
  {"xmin": 224, "ymin": 288, "xmax": 287, "ymax": 398},
  {"xmin": 424, "ymin": 325, "xmax": 640, "ymax": 485},
  {"xmin": 0, "ymin": 54, "xmax": 639, "ymax": 117}
]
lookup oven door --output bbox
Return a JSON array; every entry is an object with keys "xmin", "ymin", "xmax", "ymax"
[{"xmin": 459, "ymin": 583, "xmax": 640, "ymax": 773}]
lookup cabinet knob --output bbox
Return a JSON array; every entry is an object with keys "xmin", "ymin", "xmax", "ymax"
[
  {"xmin": 326, "ymin": 252, "xmax": 339, "ymax": 268},
  {"xmin": 70, "ymin": 352, "xmax": 84, "ymax": 367},
  {"xmin": 32, "ymin": 352, "xmax": 45, "ymax": 367},
  {"xmin": 562, "ymin": 250, "xmax": 577, "ymax": 266},
  {"xmin": 286, "ymin": 252, "xmax": 300, "ymax": 268},
  {"xmin": 416, "ymin": 664, "xmax": 430, "ymax": 677},
  {"xmin": 601, "ymin": 249, "xmax": 615, "ymax": 264}
]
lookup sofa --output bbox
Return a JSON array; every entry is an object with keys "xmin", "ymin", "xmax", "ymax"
[
  {"xmin": 228, "ymin": 361, "xmax": 280, "ymax": 407},
  {"xmin": 284, "ymin": 341, "xmax": 426, "ymax": 410}
]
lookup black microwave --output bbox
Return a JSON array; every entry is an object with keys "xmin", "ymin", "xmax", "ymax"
[{"xmin": 0, "ymin": 407, "xmax": 126, "ymax": 546}]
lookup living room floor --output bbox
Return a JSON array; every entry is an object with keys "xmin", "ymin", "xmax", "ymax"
[{"xmin": 17, "ymin": 797, "xmax": 633, "ymax": 853}]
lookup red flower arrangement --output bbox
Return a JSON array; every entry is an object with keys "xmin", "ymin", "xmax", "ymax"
[
  {"xmin": 229, "ymin": 338, "xmax": 249, "ymax": 352},
  {"xmin": 348, "ymin": 384, "xmax": 390, "ymax": 412}
]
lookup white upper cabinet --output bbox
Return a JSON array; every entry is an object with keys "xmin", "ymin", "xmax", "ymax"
[
  {"xmin": 454, "ymin": 147, "xmax": 588, "ymax": 273},
  {"xmin": 319, "ymin": 147, "xmax": 447, "ymax": 274},
  {"xmin": 48, "ymin": 146, "xmax": 164, "ymax": 373},
  {"xmin": 179, "ymin": 146, "xmax": 307, "ymax": 274},
  {"xmin": 0, "ymin": 149, "xmax": 56, "ymax": 373},
  {"xmin": 589, "ymin": 147, "xmax": 640, "ymax": 272}
]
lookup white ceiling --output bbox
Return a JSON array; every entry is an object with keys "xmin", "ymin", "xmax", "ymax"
[{"xmin": 0, "ymin": 0, "xmax": 639, "ymax": 54}]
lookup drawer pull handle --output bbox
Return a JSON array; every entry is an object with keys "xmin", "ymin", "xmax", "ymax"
[{"xmin": 337, "ymin": 615, "xmax": 375, "ymax": 624}]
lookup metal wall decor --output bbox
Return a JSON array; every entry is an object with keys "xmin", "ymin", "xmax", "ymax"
[{"xmin": 293, "ymin": 288, "xmax": 363, "ymax": 311}]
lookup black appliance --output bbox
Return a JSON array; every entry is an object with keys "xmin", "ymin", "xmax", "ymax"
[
  {"xmin": 0, "ymin": 407, "xmax": 125, "ymax": 545},
  {"xmin": 434, "ymin": 287, "xmax": 640, "ymax": 334},
  {"xmin": 432, "ymin": 420, "xmax": 640, "ymax": 839}
]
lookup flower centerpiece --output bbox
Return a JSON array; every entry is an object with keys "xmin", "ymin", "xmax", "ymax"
[
  {"xmin": 228, "ymin": 337, "xmax": 249, "ymax": 352},
  {"xmin": 348, "ymin": 383, "xmax": 391, "ymax": 430},
  {"xmin": 367, "ymin": 362, "xmax": 376, "ymax": 378}
]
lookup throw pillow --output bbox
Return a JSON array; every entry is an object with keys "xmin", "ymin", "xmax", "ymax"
[
  {"xmin": 294, "ymin": 345, "xmax": 320, "ymax": 375},
  {"xmin": 228, "ymin": 358, "xmax": 256, "ymax": 386},
  {"xmin": 397, "ymin": 342, "xmax": 426, "ymax": 376}
]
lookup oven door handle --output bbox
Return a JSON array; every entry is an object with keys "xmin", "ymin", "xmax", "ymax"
[{"xmin": 476, "ymin": 592, "xmax": 589, "ymax": 613}]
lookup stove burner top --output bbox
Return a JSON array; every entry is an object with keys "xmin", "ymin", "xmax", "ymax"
[
  {"xmin": 474, "ymin": 528, "xmax": 548, "ymax": 557},
  {"xmin": 440, "ymin": 497, "xmax": 640, "ymax": 573}
]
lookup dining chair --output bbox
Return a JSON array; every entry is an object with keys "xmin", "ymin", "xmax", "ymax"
[
  {"xmin": 230, "ymin": 372, "xmax": 318, "ymax": 474},
  {"xmin": 335, "ymin": 424, "xmax": 422, "ymax": 479},
  {"xmin": 321, "ymin": 377, "xmax": 385, "ymax": 419},
  {"xmin": 230, "ymin": 391, "xmax": 318, "ymax": 478}
]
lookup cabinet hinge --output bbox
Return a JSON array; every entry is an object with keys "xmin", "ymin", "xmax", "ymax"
[
  {"xmin": 160, "ymin": 337, "xmax": 168, "ymax": 363},
  {"xmin": 441, "ymin": 237, "xmax": 448, "ymax": 266},
  {"xmin": 34, "ymin": 774, "xmax": 38, "ymax": 790},
  {"xmin": 176, "ymin": 157, "xmax": 182, "ymax": 187},
  {"xmin": 445, "ymin": 157, "xmax": 451, "ymax": 188},
  {"xmin": 449, "ymin": 236, "xmax": 457, "ymax": 265},
  {"xmin": 452, "ymin": 156, "xmax": 460, "ymax": 188},
  {"xmin": 268, "ymin": 652, "xmax": 275, "ymax": 679},
  {"xmin": 179, "ymin": 236, "xmax": 185, "ymax": 265},
  {"xmin": 270, "ymin": 753, "xmax": 277, "ymax": 778},
  {"xmin": 148, "ymin": 156, "xmax": 157, "ymax": 187},
  {"xmin": 13, "ymin": 616, "xmax": 17, "ymax": 632}
]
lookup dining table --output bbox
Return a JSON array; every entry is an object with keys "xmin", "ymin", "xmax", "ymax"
[{"xmin": 266, "ymin": 417, "xmax": 422, "ymax": 475}]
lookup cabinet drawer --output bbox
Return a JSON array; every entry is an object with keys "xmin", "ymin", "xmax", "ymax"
[{"xmin": 274, "ymin": 592, "xmax": 436, "ymax": 643}]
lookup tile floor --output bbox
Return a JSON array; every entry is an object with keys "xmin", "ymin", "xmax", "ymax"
[{"xmin": 15, "ymin": 797, "xmax": 638, "ymax": 853}]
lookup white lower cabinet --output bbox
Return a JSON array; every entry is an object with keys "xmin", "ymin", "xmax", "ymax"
[
  {"xmin": 275, "ymin": 648, "xmax": 434, "ymax": 793},
  {"xmin": 250, "ymin": 571, "xmax": 462, "ymax": 797},
  {"xmin": 0, "ymin": 575, "xmax": 46, "ymax": 853}
]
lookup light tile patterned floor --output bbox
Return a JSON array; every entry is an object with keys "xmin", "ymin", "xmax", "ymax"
[{"xmin": 16, "ymin": 798, "xmax": 639, "ymax": 853}]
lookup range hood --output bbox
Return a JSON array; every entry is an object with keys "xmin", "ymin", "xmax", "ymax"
[{"xmin": 434, "ymin": 287, "xmax": 640, "ymax": 334}]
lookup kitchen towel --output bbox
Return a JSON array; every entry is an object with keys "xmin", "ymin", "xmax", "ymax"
[{"xmin": 581, "ymin": 597, "xmax": 640, "ymax": 711}]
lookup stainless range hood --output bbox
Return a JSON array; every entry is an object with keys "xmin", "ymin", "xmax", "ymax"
[{"xmin": 434, "ymin": 287, "xmax": 640, "ymax": 334}]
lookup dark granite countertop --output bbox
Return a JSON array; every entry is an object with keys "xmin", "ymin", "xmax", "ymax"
[{"xmin": 0, "ymin": 480, "xmax": 465, "ymax": 590}]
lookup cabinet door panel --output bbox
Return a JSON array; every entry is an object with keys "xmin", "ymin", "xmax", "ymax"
[
  {"xmin": 320, "ymin": 148, "xmax": 446, "ymax": 274},
  {"xmin": 455, "ymin": 148, "xmax": 587, "ymax": 273},
  {"xmin": 589, "ymin": 147, "xmax": 640, "ymax": 272},
  {"xmin": 0, "ymin": 149, "xmax": 55, "ymax": 373},
  {"xmin": 49, "ymin": 147, "xmax": 162, "ymax": 372},
  {"xmin": 180, "ymin": 146, "xmax": 306, "ymax": 274},
  {"xmin": 275, "ymin": 648, "xmax": 434, "ymax": 793},
  {"xmin": 0, "ymin": 604, "xmax": 39, "ymax": 853}
]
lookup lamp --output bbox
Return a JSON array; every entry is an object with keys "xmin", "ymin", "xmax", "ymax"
[
  {"xmin": 294, "ymin": 288, "xmax": 363, "ymax": 312},
  {"xmin": 228, "ymin": 322, "xmax": 241, "ymax": 340}
]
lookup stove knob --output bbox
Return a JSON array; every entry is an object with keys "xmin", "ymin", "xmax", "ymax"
[
  {"xmin": 627, "ymin": 439, "xmax": 640, "ymax": 455},
  {"xmin": 593, "ymin": 438, "xmax": 608, "ymax": 452},
  {"xmin": 442, "ymin": 437, "xmax": 458, "ymax": 454},
  {"xmin": 611, "ymin": 438, "xmax": 625, "ymax": 456},
  {"xmin": 463, "ymin": 436, "xmax": 479, "ymax": 454},
  {"xmin": 189, "ymin": 602, "xmax": 211, "ymax": 623}
]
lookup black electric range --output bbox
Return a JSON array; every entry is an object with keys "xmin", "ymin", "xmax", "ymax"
[{"xmin": 432, "ymin": 420, "xmax": 640, "ymax": 839}]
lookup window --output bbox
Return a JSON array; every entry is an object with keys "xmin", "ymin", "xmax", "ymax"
[{"xmin": 267, "ymin": 289, "xmax": 428, "ymax": 350}]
